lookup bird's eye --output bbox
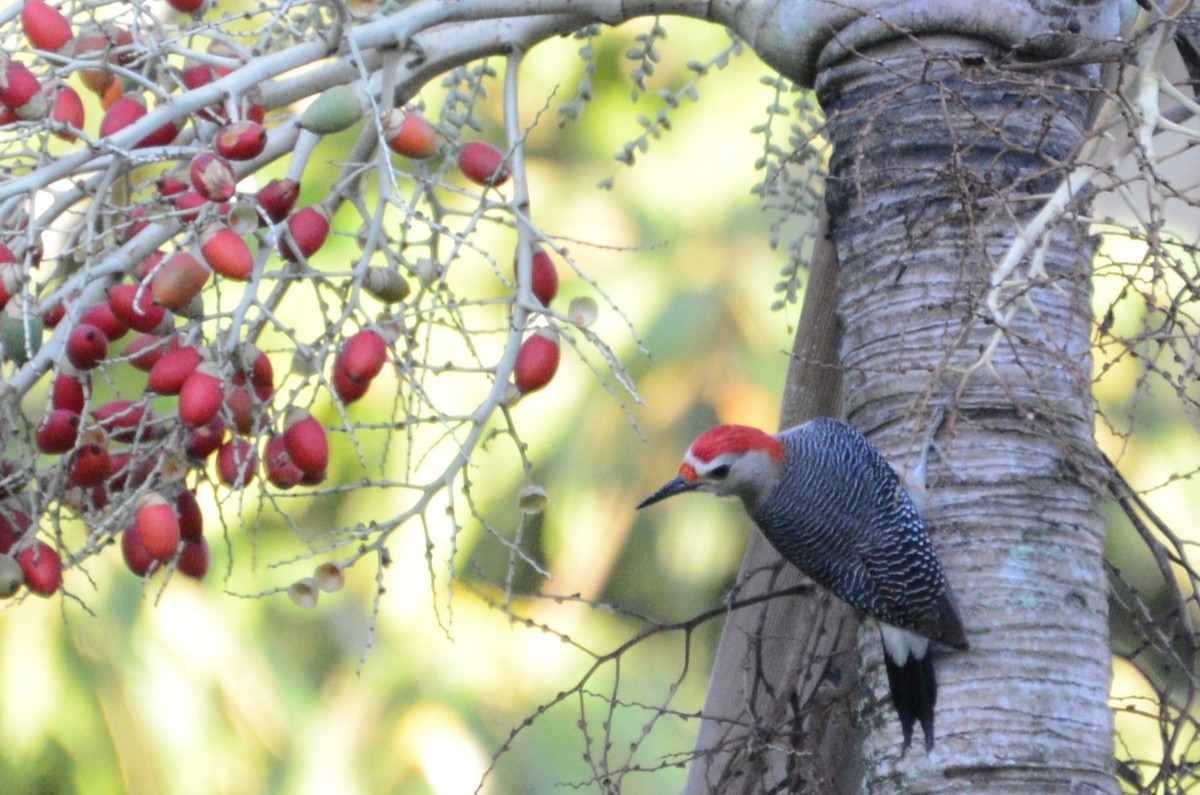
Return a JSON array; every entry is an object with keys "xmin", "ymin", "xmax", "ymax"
[{"xmin": 709, "ymin": 464, "xmax": 731, "ymax": 480}]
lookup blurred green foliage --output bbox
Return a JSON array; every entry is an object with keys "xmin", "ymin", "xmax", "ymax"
[{"xmin": 0, "ymin": 17, "xmax": 799, "ymax": 795}]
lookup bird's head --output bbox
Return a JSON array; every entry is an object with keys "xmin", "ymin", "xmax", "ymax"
[{"xmin": 637, "ymin": 424, "xmax": 785, "ymax": 510}]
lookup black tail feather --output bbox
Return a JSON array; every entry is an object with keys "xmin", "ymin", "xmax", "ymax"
[{"xmin": 882, "ymin": 648, "xmax": 937, "ymax": 754}]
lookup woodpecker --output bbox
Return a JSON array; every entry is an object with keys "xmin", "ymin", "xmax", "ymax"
[{"xmin": 637, "ymin": 417, "xmax": 968, "ymax": 753}]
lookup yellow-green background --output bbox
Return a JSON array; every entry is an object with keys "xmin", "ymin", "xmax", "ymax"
[{"xmin": 0, "ymin": 13, "xmax": 1194, "ymax": 795}]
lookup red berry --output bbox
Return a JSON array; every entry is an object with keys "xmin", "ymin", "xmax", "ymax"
[
  {"xmin": 99, "ymin": 95, "xmax": 144, "ymax": 137},
  {"xmin": 300, "ymin": 465, "xmax": 327, "ymax": 487},
  {"xmin": 107, "ymin": 283, "xmax": 166, "ymax": 333},
  {"xmin": 215, "ymin": 120, "xmax": 266, "ymax": 161},
  {"xmin": 102, "ymin": 452, "xmax": 129, "ymax": 495},
  {"xmin": 148, "ymin": 345, "xmax": 201, "ymax": 395},
  {"xmin": 514, "ymin": 329, "xmax": 560, "ymax": 394},
  {"xmin": 73, "ymin": 26, "xmax": 115, "ymax": 96},
  {"xmin": 333, "ymin": 361, "xmax": 369, "ymax": 403},
  {"xmin": 179, "ymin": 367, "xmax": 223, "ymax": 428},
  {"xmin": 66, "ymin": 323, "xmax": 108, "ymax": 369},
  {"xmin": 157, "ymin": 170, "xmax": 189, "ymax": 197},
  {"xmin": 185, "ymin": 414, "xmax": 226, "ymax": 459},
  {"xmin": 256, "ymin": 178, "xmax": 299, "ymax": 225},
  {"xmin": 235, "ymin": 344, "xmax": 274, "ymax": 401},
  {"xmin": 458, "ymin": 142, "xmax": 509, "ymax": 186},
  {"xmin": 80, "ymin": 302, "xmax": 127, "ymax": 340},
  {"xmin": 69, "ymin": 442, "xmax": 111, "ymax": 487},
  {"xmin": 382, "ymin": 109, "xmax": 437, "ymax": 159},
  {"xmin": 177, "ymin": 537, "xmax": 209, "ymax": 579},
  {"xmin": 132, "ymin": 455, "xmax": 161, "ymax": 490},
  {"xmin": 166, "ymin": 0, "xmax": 206, "ymax": 14},
  {"xmin": 176, "ymin": 490, "xmax": 203, "ymax": 540},
  {"xmin": 51, "ymin": 372, "xmax": 85, "ymax": 413},
  {"xmin": 190, "ymin": 152, "xmax": 236, "ymax": 203},
  {"xmin": 36, "ymin": 408, "xmax": 80, "ymax": 454},
  {"xmin": 135, "ymin": 494, "xmax": 180, "ymax": 562},
  {"xmin": 200, "ymin": 226, "xmax": 253, "ymax": 280},
  {"xmin": 136, "ymin": 117, "xmax": 180, "ymax": 149},
  {"xmin": 264, "ymin": 435, "xmax": 304, "ymax": 489},
  {"xmin": 242, "ymin": 103, "xmax": 266, "ymax": 126},
  {"xmin": 515, "ymin": 248, "xmax": 559, "ymax": 306},
  {"xmin": 117, "ymin": 205, "xmax": 149, "ymax": 245},
  {"xmin": 18, "ymin": 542, "xmax": 62, "ymax": 596},
  {"xmin": 0, "ymin": 60, "xmax": 46, "ymax": 120},
  {"xmin": 99, "ymin": 96, "xmax": 177, "ymax": 147},
  {"xmin": 224, "ymin": 386, "xmax": 258, "ymax": 436},
  {"xmin": 281, "ymin": 206, "xmax": 330, "ymax": 261},
  {"xmin": 0, "ymin": 509, "xmax": 31, "ymax": 554},
  {"xmin": 93, "ymin": 399, "xmax": 148, "ymax": 443},
  {"xmin": 121, "ymin": 525, "xmax": 155, "ymax": 576},
  {"xmin": 49, "ymin": 83, "xmax": 84, "ymax": 141},
  {"xmin": 173, "ymin": 190, "xmax": 207, "ymax": 222},
  {"xmin": 338, "ymin": 329, "xmax": 387, "ymax": 382},
  {"xmin": 22, "ymin": 0, "xmax": 74, "ymax": 52},
  {"xmin": 125, "ymin": 332, "xmax": 168, "ymax": 371},
  {"xmin": 41, "ymin": 303, "xmax": 65, "ymax": 328},
  {"xmin": 216, "ymin": 438, "xmax": 256, "ymax": 487},
  {"xmin": 283, "ymin": 410, "xmax": 328, "ymax": 476},
  {"xmin": 181, "ymin": 60, "xmax": 216, "ymax": 90},
  {"xmin": 0, "ymin": 251, "xmax": 17, "ymax": 307}
]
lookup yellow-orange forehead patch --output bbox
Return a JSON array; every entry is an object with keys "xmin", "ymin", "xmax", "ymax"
[{"xmin": 679, "ymin": 462, "xmax": 698, "ymax": 482}]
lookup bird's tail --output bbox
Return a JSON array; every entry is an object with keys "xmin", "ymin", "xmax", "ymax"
[{"xmin": 879, "ymin": 625, "xmax": 937, "ymax": 753}]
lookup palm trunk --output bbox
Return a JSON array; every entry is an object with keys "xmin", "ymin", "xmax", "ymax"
[
  {"xmin": 820, "ymin": 42, "xmax": 1113, "ymax": 792},
  {"xmin": 687, "ymin": 36, "xmax": 1116, "ymax": 795}
]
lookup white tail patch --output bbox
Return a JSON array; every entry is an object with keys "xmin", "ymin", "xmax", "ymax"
[{"xmin": 880, "ymin": 624, "xmax": 929, "ymax": 666}]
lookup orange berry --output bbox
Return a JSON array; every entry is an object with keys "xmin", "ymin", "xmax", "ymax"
[
  {"xmin": 458, "ymin": 142, "xmax": 509, "ymax": 186},
  {"xmin": 200, "ymin": 226, "xmax": 253, "ymax": 280},
  {"xmin": 151, "ymin": 252, "xmax": 210, "ymax": 310},
  {"xmin": 382, "ymin": 109, "xmax": 437, "ymax": 159}
]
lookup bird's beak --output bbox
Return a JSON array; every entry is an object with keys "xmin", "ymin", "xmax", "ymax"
[{"xmin": 636, "ymin": 475, "xmax": 699, "ymax": 509}]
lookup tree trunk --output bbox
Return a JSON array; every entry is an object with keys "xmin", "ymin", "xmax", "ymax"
[
  {"xmin": 821, "ymin": 39, "xmax": 1113, "ymax": 792},
  {"xmin": 687, "ymin": 33, "xmax": 1116, "ymax": 795},
  {"xmin": 684, "ymin": 208, "xmax": 864, "ymax": 795}
]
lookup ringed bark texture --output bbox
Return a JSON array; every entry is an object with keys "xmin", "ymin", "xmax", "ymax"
[{"xmin": 816, "ymin": 44, "xmax": 1114, "ymax": 792}]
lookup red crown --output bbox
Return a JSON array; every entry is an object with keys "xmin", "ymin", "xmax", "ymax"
[{"xmin": 689, "ymin": 424, "xmax": 783, "ymax": 462}]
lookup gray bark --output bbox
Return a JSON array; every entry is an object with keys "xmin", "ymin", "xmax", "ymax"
[
  {"xmin": 821, "ymin": 40, "xmax": 1112, "ymax": 792},
  {"xmin": 686, "ymin": 17, "xmax": 1118, "ymax": 795}
]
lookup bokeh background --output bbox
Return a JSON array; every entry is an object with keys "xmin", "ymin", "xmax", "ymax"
[
  {"xmin": 2, "ymin": 18, "xmax": 797, "ymax": 795},
  {"xmin": 1, "ymin": 12, "xmax": 1195, "ymax": 795}
]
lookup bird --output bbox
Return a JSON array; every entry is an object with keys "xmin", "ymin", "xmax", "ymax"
[{"xmin": 636, "ymin": 417, "xmax": 968, "ymax": 753}]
